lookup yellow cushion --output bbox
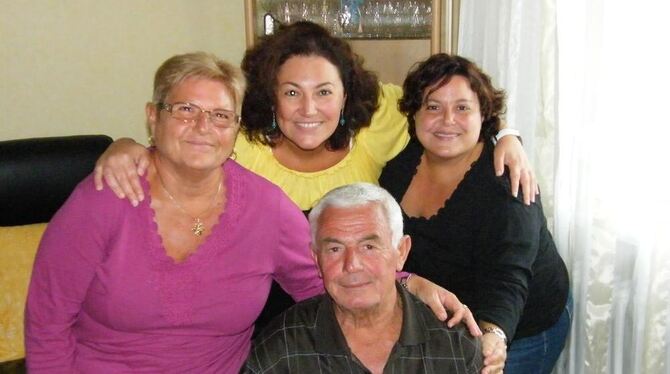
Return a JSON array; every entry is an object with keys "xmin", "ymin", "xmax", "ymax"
[{"xmin": 0, "ymin": 223, "xmax": 47, "ymax": 362}]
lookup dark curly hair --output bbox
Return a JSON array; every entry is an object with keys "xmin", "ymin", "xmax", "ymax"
[
  {"xmin": 241, "ymin": 21, "xmax": 379, "ymax": 150},
  {"xmin": 399, "ymin": 53, "xmax": 505, "ymax": 142}
]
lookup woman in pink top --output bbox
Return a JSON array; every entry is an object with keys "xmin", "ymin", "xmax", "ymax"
[{"xmin": 24, "ymin": 52, "xmax": 323, "ymax": 373}]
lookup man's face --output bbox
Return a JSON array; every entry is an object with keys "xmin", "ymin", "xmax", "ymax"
[{"xmin": 312, "ymin": 203, "xmax": 410, "ymax": 314}]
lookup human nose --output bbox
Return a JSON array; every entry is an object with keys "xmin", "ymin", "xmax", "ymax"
[
  {"xmin": 342, "ymin": 247, "xmax": 363, "ymax": 272},
  {"xmin": 442, "ymin": 108, "xmax": 456, "ymax": 125},
  {"xmin": 300, "ymin": 95, "xmax": 318, "ymax": 116},
  {"xmin": 193, "ymin": 109, "xmax": 214, "ymax": 131}
]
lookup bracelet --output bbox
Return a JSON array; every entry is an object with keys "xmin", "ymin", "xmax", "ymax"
[
  {"xmin": 399, "ymin": 273, "xmax": 413, "ymax": 289},
  {"xmin": 482, "ymin": 326, "xmax": 508, "ymax": 344},
  {"xmin": 494, "ymin": 128, "xmax": 521, "ymax": 143}
]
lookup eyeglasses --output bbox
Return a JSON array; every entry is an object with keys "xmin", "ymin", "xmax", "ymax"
[{"xmin": 158, "ymin": 102, "xmax": 241, "ymax": 128}]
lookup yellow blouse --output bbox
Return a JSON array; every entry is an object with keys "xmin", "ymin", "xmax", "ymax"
[{"xmin": 234, "ymin": 83, "xmax": 409, "ymax": 211}]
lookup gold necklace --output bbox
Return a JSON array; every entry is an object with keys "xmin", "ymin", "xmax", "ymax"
[{"xmin": 156, "ymin": 169, "xmax": 222, "ymax": 236}]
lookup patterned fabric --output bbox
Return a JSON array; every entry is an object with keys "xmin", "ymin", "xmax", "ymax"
[
  {"xmin": 234, "ymin": 83, "xmax": 410, "ymax": 211},
  {"xmin": 0, "ymin": 223, "xmax": 46, "ymax": 361},
  {"xmin": 243, "ymin": 284, "xmax": 482, "ymax": 374}
]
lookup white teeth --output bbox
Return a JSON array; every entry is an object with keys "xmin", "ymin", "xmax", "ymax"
[
  {"xmin": 296, "ymin": 122, "xmax": 320, "ymax": 128},
  {"xmin": 434, "ymin": 132, "xmax": 458, "ymax": 138}
]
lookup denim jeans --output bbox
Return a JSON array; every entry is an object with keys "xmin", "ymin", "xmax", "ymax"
[{"xmin": 505, "ymin": 294, "xmax": 573, "ymax": 374}]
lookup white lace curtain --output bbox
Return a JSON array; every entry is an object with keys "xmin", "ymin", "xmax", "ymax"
[{"xmin": 459, "ymin": 0, "xmax": 670, "ymax": 373}]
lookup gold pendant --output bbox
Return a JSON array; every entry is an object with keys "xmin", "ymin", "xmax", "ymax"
[{"xmin": 192, "ymin": 218, "xmax": 205, "ymax": 236}]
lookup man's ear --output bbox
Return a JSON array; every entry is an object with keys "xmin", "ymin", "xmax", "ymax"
[
  {"xmin": 310, "ymin": 245, "xmax": 323, "ymax": 278},
  {"xmin": 395, "ymin": 235, "xmax": 412, "ymax": 272}
]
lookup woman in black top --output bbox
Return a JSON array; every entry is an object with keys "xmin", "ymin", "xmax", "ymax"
[{"xmin": 378, "ymin": 54, "xmax": 571, "ymax": 374}]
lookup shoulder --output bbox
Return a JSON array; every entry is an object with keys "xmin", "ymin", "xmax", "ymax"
[
  {"xmin": 378, "ymin": 138, "xmax": 421, "ymax": 198},
  {"xmin": 51, "ymin": 173, "xmax": 135, "ymax": 223},
  {"xmin": 409, "ymin": 293, "xmax": 480, "ymax": 351},
  {"xmin": 246, "ymin": 295, "xmax": 324, "ymax": 370},
  {"xmin": 384, "ymin": 137, "xmax": 422, "ymax": 170},
  {"xmin": 225, "ymin": 159, "xmax": 285, "ymax": 199},
  {"xmin": 468, "ymin": 141, "xmax": 522, "ymax": 202},
  {"xmin": 254, "ymin": 295, "xmax": 322, "ymax": 340},
  {"xmin": 225, "ymin": 159, "xmax": 304, "ymax": 217}
]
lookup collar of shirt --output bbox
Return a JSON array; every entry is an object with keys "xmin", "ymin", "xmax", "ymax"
[{"xmin": 314, "ymin": 282, "xmax": 429, "ymax": 355}]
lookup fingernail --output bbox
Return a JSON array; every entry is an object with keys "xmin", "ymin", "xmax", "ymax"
[{"xmin": 131, "ymin": 199, "xmax": 138, "ymax": 207}]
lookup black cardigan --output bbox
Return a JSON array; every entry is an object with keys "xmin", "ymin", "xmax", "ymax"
[{"xmin": 379, "ymin": 138, "xmax": 569, "ymax": 341}]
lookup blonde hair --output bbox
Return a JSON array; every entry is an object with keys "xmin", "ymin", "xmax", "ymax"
[{"xmin": 152, "ymin": 52, "xmax": 246, "ymax": 113}]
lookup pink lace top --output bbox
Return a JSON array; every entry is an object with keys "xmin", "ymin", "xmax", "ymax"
[{"xmin": 25, "ymin": 160, "xmax": 323, "ymax": 373}]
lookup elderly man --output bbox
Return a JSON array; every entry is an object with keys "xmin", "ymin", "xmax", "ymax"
[{"xmin": 243, "ymin": 183, "xmax": 482, "ymax": 373}]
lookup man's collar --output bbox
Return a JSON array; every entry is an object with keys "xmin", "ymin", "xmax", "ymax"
[
  {"xmin": 314, "ymin": 294, "xmax": 351, "ymax": 355},
  {"xmin": 314, "ymin": 283, "xmax": 429, "ymax": 355}
]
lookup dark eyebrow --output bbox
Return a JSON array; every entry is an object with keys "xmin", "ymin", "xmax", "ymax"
[{"xmin": 278, "ymin": 81, "xmax": 336, "ymax": 88}]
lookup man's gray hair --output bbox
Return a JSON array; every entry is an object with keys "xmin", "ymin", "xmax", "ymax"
[{"xmin": 308, "ymin": 183, "xmax": 404, "ymax": 249}]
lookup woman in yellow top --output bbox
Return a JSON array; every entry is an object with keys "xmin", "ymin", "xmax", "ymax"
[{"xmin": 95, "ymin": 22, "xmax": 535, "ymax": 212}]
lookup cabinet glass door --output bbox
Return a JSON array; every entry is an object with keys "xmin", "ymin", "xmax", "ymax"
[
  {"xmin": 244, "ymin": 0, "xmax": 458, "ymax": 84},
  {"xmin": 248, "ymin": 0, "xmax": 433, "ymax": 40}
]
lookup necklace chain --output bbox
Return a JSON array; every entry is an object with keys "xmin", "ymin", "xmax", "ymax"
[{"xmin": 156, "ymin": 169, "xmax": 222, "ymax": 236}]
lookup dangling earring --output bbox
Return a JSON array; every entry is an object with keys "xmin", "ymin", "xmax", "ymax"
[
  {"xmin": 339, "ymin": 108, "xmax": 345, "ymax": 127},
  {"xmin": 270, "ymin": 109, "xmax": 277, "ymax": 131},
  {"xmin": 148, "ymin": 135, "xmax": 155, "ymax": 146}
]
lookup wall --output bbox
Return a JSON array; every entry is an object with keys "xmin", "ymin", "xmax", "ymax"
[{"xmin": 0, "ymin": 1, "xmax": 246, "ymax": 143}]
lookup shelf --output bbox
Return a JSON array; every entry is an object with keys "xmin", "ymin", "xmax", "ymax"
[{"xmin": 249, "ymin": 0, "xmax": 433, "ymax": 41}]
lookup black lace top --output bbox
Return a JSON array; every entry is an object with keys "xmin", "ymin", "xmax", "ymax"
[{"xmin": 379, "ymin": 138, "xmax": 569, "ymax": 340}]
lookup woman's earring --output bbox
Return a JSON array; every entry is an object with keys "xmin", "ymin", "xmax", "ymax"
[
  {"xmin": 339, "ymin": 108, "xmax": 345, "ymax": 127},
  {"xmin": 148, "ymin": 135, "xmax": 155, "ymax": 146},
  {"xmin": 271, "ymin": 111, "xmax": 277, "ymax": 130}
]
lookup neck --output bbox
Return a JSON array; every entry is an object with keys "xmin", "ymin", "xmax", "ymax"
[
  {"xmin": 335, "ymin": 290, "xmax": 404, "ymax": 374},
  {"xmin": 272, "ymin": 136, "xmax": 349, "ymax": 172},
  {"xmin": 151, "ymin": 153, "xmax": 223, "ymax": 201},
  {"xmin": 334, "ymin": 290, "xmax": 402, "ymax": 332},
  {"xmin": 421, "ymin": 142, "xmax": 484, "ymax": 180}
]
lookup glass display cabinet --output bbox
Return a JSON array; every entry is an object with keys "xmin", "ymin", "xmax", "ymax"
[{"xmin": 244, "ymin": 0, "xmax": 460, "ymax": 84}]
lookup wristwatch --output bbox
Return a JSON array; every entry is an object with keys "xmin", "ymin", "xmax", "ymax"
[{"xmin": 482, "ymin": 326, "xmax": 508, "ymax": 344}]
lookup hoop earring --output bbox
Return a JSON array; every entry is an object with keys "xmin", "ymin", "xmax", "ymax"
[{"xmin": 339, "ymin": 108, "xmax": 345, "ymax": 127}]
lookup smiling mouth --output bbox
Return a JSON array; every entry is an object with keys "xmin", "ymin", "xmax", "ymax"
[
  {"xmin": 340, "ymin": 280, "xmax": 372, "ymax": 288},
  {"xmin": 434, "ymin": 132, "xmax": 459, "ymax": 139},
  {"xmin": 185, "ymin": 141, "xmax": 214, "ymax": 148},
  {"xmin": 296, "ymin": 122, "xmax": 321, "ymax": 129}
]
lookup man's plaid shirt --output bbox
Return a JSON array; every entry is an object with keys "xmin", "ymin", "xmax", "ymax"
[{"xmin": 242, "ymin": 284, "xmax": 482, "ymax": 373}]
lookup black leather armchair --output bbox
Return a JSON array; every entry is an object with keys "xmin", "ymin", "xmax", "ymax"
[{"xmin": 0, "ymin": 135, "xmax": 112, "ymax": 373}]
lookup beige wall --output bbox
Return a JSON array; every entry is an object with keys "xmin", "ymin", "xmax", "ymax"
[{"xmin": 0, "ymin": 1, "xmax": 247, "ymax": 143}]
